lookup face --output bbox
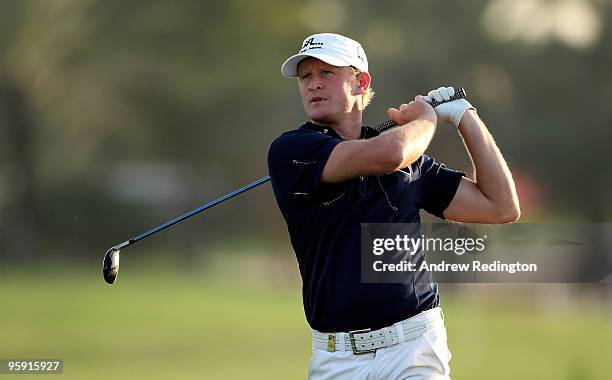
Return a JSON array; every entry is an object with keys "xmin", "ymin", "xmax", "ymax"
[{"xmin": 297, "ymin": 57, "xmax": 358, "ymax": 125}]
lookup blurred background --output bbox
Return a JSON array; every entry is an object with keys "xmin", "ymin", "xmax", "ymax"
[{"xmin": 0, "ymin": 0, "xmax": 611, "ymax": 379}]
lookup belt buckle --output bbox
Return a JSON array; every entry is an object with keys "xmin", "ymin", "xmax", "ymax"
[{"xmin": 348, "ymin": 328, "xmax": 376, "ymax": 355}]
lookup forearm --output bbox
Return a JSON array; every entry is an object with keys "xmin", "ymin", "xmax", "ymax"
[
  {"xmin": 376, "ymin": 117, "xmax": 437, "ymax": 170},
  {"xmin": 458, "ymin": 110, "xmax": 520, "ymax": 215}
]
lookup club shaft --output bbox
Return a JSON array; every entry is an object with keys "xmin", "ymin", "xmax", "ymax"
[
  {"xmin": 111, "ymin": 86, "xmax": 466, "ymax": 250},
  {"xmin": 118, "ymin": 175, "xmax": 271, "ymax": 248}
]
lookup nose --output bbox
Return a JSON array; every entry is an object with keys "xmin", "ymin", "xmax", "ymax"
[{"xmin": 308, "ymin": 76, "xmax": 323, "ymax": 91}]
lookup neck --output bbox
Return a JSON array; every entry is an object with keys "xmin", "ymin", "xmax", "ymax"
[{"xmin": 312, "ymin": 108, "xmax": 363, "ymax": 140}]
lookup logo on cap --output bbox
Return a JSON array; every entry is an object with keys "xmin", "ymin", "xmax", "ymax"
[{"xmin": 300, "ymin": 37, "xmax": 324, "ymax": 53}]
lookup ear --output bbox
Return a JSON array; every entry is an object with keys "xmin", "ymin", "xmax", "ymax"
[{"xmin": 355, "ymin": 71, "xmax": 372, "ymax": 95}]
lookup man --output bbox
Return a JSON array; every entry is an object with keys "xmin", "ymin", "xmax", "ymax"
[{"xmin": 268, "ymin": 33, "xmax": 520, "ymax": 379}]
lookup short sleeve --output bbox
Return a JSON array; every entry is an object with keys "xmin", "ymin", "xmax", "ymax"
[
  {"xmin": 414, "ymin": 155, "xmax": 465, "ymax": 219},
  {"xmin": 267, "ymin": 129, "xmax": 341, "ymax": 201}
]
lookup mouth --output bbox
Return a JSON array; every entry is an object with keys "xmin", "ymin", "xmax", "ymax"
[{"xmin": 310, "ymin": 97, "xmax": 327, "ymax": 104}]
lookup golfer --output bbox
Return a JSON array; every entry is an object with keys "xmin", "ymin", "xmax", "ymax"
[{"xmin": 268, "ymin": 33, "xmax": 520, "ymax": 379}]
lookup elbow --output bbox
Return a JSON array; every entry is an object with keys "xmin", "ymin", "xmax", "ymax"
[
  {"xmin": 496, "ymin": 203, "xmax": 521, "ymax": 224},
  {"xmin": 382, "ymin": 142, "xmax": 406, "ymax": 172},
  {"xmin": 384, "ymin": 141, "xmax": 420, "ymax": 172}
]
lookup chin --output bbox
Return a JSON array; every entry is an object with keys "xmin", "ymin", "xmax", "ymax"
[
  {"xmin": 308, "ymin": 110, "xmax": 335, "ymax": 125},
  {"xmin": 310, "ymin": 116, "xmax": 335, "ymax": 125}
]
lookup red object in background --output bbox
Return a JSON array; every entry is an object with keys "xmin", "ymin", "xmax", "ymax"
[{"xmin": 512, "ymin": 169, "xmax": 547, "ymax": 215}]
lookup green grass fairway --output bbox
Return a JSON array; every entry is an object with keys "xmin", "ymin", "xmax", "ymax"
[{"xmin": 1, "ymin": 264, "xmax": 610, "ymax": 379}]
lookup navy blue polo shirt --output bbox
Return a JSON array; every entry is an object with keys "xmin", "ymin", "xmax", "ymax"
[{"xmin": 268, "ymin": 122, "xmax": 464, "ymax": 332}]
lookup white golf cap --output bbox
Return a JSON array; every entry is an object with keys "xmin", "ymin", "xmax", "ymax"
[{"xmin": 281, "ymin": 33, "xmax": 368, "ymax": 78}]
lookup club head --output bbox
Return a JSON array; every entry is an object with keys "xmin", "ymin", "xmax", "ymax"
[{"xmin": 103, "ymin": 248, "xmax": 120, "ymax": 284}]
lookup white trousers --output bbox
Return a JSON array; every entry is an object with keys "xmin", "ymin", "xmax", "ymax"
[{"xmin": 308, "ymin": 308, "xmax": 452, "ymax": 380}]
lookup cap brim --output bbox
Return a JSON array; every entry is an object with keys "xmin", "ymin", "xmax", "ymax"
[{"xmin": 280, "ymin": 53, "xmax": 352, "ymax": 78}]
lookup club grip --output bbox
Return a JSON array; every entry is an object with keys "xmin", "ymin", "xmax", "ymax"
[
  {"xmin": 429, "ymin": 86, "xmax": 466, "ymax": 108},
  {"xmin": 374, "ymin": 86, "xmax": 466, "ymax": 133}
]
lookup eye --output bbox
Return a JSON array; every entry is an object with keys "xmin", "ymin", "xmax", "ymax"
[
  {"xmin": 299, "ymin": 73, "xmax": 312, "ymax": 80},
  {"xmin": 321, "ymin": 70, "xmax": 333, "ymax": 76}
]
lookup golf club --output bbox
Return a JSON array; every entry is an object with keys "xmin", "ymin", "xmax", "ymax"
[
  {"xmin": 103, "ymin": 87, "xmax": 466, "ymax": 284},
  {"xmin": 102, "ymin": 176, "xmax": 271, "ymax": 284}
]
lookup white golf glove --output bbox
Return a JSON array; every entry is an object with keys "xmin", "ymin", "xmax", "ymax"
[{"xmin": 422, "ymin": 86, "xmax": 475, "ymax": 127}]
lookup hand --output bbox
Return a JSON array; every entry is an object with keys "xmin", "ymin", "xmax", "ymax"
[
  {"xmin": 423, "ymin": 86, "xmax": 475, "ymax": 127},
  {"xmin": 387, "ymin": 96, "xmax": 437, "ymax": 126}
]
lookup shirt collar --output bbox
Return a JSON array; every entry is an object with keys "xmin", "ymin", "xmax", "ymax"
[{"xmin": 299, "ymin": 122, "xmax": 378, "ymax": 140}]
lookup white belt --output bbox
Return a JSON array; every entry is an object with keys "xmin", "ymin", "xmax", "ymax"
[{"xmin": 312, "ymin": 307, "xmax": 443, "ymax": 355}]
